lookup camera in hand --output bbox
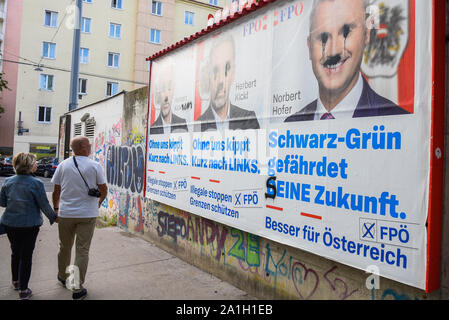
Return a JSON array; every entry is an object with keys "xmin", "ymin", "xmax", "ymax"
[{"xmin": 88, "ymin": 188, "xmax": 101, "ymax": 198}]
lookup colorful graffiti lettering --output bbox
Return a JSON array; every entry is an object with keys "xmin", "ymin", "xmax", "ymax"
[
  {"xmin": 112, "ymin": 118, "xmax": 122, "ymax": 137},
  {"xmin": 106, "ymin": 145, "xmax": 145, "ymax": 194},
  {"xmin": 126, "ymin": 126, "xmax": 145, "ymax": 146},
  {"xmin": 149, "ymin": 209, "xmax": 363, "ymax": 300}
]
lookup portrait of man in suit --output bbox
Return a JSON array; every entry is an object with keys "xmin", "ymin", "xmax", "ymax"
[
  {"xmin": 150, "ymin": 60, "xmax": 188, "ymax": 135},
  {"xmin": 196, "ymin": 35, "xmax": 260, "ymax": 132},
  {"xmin": 285, "ymin": 0, "xmax": 409, "ymax": 122}
]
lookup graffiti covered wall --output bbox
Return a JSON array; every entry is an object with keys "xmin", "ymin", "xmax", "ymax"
[
  {"xmin": 136, "ymin": 200, "xmax": 436, "ymax": 300},
  {"xmin": 113, "ymin": 87, "xmax": 148, "ymax": 232},
  {"xmin": 68, "ymin": 93, "xmax": 124, "ymax": 219}
]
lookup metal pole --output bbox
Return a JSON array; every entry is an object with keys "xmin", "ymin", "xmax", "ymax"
[
  {"xmin": 17, "ymin": 111, "xmax": 23, "ymax": 136},
  {"xmin": 68, "ymin": 0, "xmax": 82, "ymax": 111}
]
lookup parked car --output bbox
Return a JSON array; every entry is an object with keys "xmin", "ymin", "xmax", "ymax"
[
  {"xmin": 0, "ymin": 156, "xmax": 14, "ymax": 176},
  {"xmin": 35, "ymin": 157, "xmax": 59, "ymax": 178}
]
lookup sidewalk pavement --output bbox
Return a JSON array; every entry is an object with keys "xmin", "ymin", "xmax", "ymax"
[{"xmin": 0, "ymin": 194, "xmax": 256, "ymax": 300}]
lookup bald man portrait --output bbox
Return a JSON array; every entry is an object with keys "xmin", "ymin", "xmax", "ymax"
[
  {"xmin": 150, "ymin": 60, "xmax": 188, "ymax": 135},
  {"xmin": 195, "ymin": 35, "xmax": 260, "ymax": 132},
  {"xmin": 285, "ymin": 0, "xmax": 409, "ymax": 122}
]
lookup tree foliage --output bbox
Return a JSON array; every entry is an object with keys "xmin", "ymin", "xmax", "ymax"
[{"xmin": 0, "ymin": 72, "xmax": 9, "ymax": 115}]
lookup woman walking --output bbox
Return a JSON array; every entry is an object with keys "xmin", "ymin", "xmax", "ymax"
[{"xmin": 0, "ymin": 153, "xmax": 58, "ymax": 300}]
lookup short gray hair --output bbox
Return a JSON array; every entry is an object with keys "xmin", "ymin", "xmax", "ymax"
[
  {"xmin": 12, "ymin": 152, "xmax": 36, "ymax": 175},
  {"xmin": 209, "ymin": 33, "xmax": 236, "ymax": 63},
  {"xmin": 309, "ymin": 0, "xmax": 371, "ymax": 33}
]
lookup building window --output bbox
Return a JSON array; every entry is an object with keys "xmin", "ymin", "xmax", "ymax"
[
  {"xmin": 185, "ymin": 11, "xmax": 194, "ymax": 25},
  {"xmin": 42, "ymin": 42, "xmax": 56, "ymax": 59},
  {"xmin": 83, "ymin": 0, "xmax": 93, "ymax": 3},
  {"xmin": 80, "ymin": 48, "xmax": 89, "ymax": 64},
  {"xmin": 209, "ymin": 0, "xmax": 218, "ymax": 5},
  {"xmin": 81, "ymin": 17, "xmax": 91, "ymax": 33},
  {"xmin": 106, "ymin": 81, "xmax": 119, "ymax": 96},
  {"xmin": 151, "ymin": 1, "xmax": 162, "ymax": 15},
  {"xmin": 37, "ymin": 106, "xmax": 52, "ymax": 123},
  {"xmin": 78, "ymin": 78, "xmax": 88, "ymax": 95},
  {"xmin": 109, "ymin": 23, "xmax": 121, "ymax": 38},
  {"xmin": 107, "ymin": 52, "xmax": 120, "ymax": 68},
  {"xmin": 111, "ymin": 0, "xmax": 122, "ymax": 9},
  {"xmin": 44, "ymin": 10, "xmax": 58, "ymax": 27},
  {"xmin": 40, "ymin": 74, "xmax": 54, "ymax": 91},
  {"xmin": 150, "ymin": 29, "xmax": 161, "ymax": 44}
]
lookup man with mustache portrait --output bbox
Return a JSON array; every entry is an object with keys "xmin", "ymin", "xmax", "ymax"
[
  {"xmin": 285, "ymin": 0, "xmax": 409, "ymax": 122},
  {"xmin": 196, "ymin": 35, "xmax": 260, "ymax": 132},
  {"xmin": 150, "ymin": 60, "xmax": 188, "ymax": 135}
]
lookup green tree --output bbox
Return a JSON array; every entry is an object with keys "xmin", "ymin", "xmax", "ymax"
[{"xmin": 0, "ymin": 72, "xmax": 10, "ymax": 117}]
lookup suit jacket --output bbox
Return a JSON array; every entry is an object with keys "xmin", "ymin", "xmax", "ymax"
[
  {"xmin": 195, "ymin": 104, "xmax": 260, "ymax": 132},
  {"xmin": 150, "ymin": 112, "xmax": 188, "ymax": 135},
  {"xmin": 284, "ymin": 77, "xmax": 410, "ymax": 122}
]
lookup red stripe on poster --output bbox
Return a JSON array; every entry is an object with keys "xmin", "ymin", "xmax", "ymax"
[
  {"xmin": 266, "ymin": 205, "xmax": 283, "ymax": 212},
  {"xmin": 425, "ymin": 0, "xmax": 445, "ymax": 293},
  {"xmin": 301, "ymin": 212, "xmax": 322, "ymax": 220},
  {"xmin": 143, "ymin": 61, "xmax": 153, "ymax": 198}
]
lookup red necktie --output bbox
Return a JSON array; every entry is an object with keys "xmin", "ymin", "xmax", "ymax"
[{"xmin": 320, "ymin": 113, "xmax": 335, "ymax": 120}]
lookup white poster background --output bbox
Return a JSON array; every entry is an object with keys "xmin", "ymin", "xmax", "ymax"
[{"xmin": 146, "ymin": 0, "xmax": 433, "ymax": 290}]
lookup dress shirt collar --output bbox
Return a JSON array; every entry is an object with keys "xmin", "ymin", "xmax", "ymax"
[
  {"xmin": 161, "ymin": 113, "xmax": 172, "ymax": 134},
  {"xmin": 314, "ymin": 73, "xmax": 364, "ymax": 120},
  {"xmin": 211, "ymin": 104, "xmax": 230, "ymax": 131}
]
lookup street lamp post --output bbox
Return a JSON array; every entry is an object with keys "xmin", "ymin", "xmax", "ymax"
[{"xmin": 68, "ymin": 0, "xmax": 82, "ymax": 111}]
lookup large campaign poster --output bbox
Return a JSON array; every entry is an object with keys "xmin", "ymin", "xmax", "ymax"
[{"xmin": 145, "ymin": 0, "xmax": 438, "ymax": 290}]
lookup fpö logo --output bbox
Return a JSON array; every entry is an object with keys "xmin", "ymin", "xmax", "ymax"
[{"xmin": 207, "ymin": 0, "xmax": 304, "ymax": 35}]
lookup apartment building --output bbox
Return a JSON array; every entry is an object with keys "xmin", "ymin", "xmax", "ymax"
[
  {"xmin": 0, "ymin": 0, "xmax": 20, "ymax": 156},
  {"xmin": 0, "ymin": 0, "xmax": 222, "ymax": 157},
  {"xmin": 0, "ymin": 0, "xmax": 7, "ymax": 71},
  {"xmin": 133, "ymin": 0, "xmax": 228, "ymax": 89}
]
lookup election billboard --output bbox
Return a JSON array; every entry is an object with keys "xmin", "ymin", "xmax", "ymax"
[{"xmin": 145, "ymin": 0, "xmax": 445, "ymax": 291}]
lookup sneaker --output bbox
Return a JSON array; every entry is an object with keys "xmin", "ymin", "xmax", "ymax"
[
  {"xmin": 19, "ymin": 288, "xmax": 32, "ymax": 300},
  {"xmin": 57, "ymin": 275, "xmax": 66, "ymax": 287},
  {"xmin": 72, "ymin": 288, "xmax": 87, "ymax": 300},
  {"xmin": 12, "ymin": 281, "xmax": 19, "ymax": 291}
]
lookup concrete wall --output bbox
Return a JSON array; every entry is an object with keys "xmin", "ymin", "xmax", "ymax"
[
  {"xmin": 69, "ymin": 90, "xmax": 146, "ymax": 224},
  {"xmin": 68, "ymin": 92, "xmax": 124, "ymax": 200}
]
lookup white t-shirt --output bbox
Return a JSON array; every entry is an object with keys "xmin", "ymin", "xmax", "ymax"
[{"xmin": 51, "ymin": 156, "xmax": 106, "ymax": 218}]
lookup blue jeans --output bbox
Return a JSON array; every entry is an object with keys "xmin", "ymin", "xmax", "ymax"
[{"xmin": 4, "ymin": 225, "xmax": 40, "ymax": 291}]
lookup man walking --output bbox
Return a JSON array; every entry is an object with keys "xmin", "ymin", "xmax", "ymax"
[{"xmin": 51, "ymin": 136, "xmax": 107, "ymax": 300}]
